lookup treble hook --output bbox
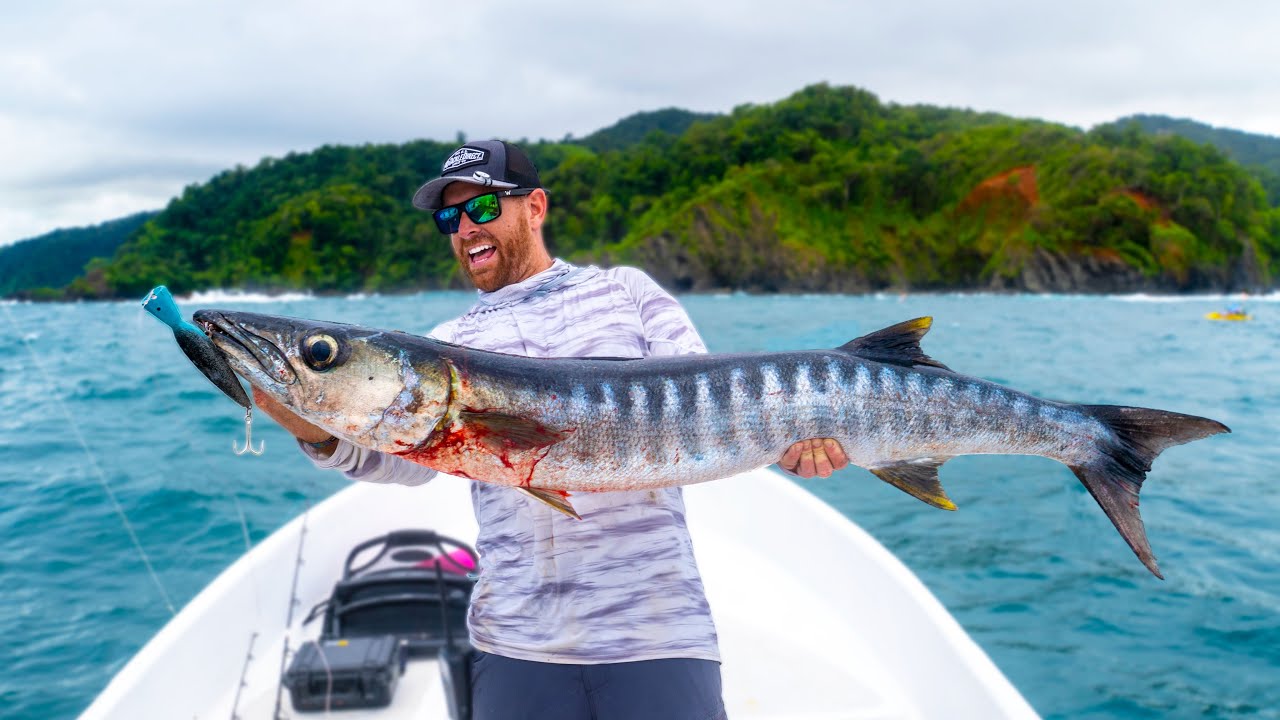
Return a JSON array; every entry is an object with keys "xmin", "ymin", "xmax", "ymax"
[{"xmin": 234, "ymin": 407, "xmax": 265, "ymax": 455}]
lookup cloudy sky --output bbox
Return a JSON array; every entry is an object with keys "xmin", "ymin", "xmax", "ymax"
[{"xmin": 2, "ymin": 0, "xmax": 1276, "ymax": 246}]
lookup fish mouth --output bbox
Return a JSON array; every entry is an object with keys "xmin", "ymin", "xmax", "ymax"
[{"xmin": 193, "ymin": 310, "xmax": 298, "ymax": 386}]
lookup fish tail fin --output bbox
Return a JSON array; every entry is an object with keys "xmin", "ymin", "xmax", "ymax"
[{"xmin": 1072, "ymin": 405, "xmax": 1229, "ymax": 579}]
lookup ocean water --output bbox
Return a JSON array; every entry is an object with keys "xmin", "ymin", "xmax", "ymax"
[{"xmin": 1, "ymin": 291, "xmax": 1277, "ymax": 719}]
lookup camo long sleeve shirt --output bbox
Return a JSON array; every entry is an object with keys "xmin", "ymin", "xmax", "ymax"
[{"xmin": 301, "ymin": 260, "xmax": 720, "ymax": 664}]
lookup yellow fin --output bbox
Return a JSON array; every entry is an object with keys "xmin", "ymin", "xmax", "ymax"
[
  {"xmin": 870, "ymin": 458, "xmax": 958, "ymax": 511},
  {"xmin": 837, "ymin": 317, "xmax": 950, "ymax": 370},
  {"xmin": 516, "ymin": 487, "xmax": 582, "ymax": 519}
]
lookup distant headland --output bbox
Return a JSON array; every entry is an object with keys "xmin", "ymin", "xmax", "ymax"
[{"xmin": 4, "ymin": 84, "xmax": 1278, "ymax": 300}]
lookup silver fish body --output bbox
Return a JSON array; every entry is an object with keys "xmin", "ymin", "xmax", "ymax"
[
  {"xmin": 193, "ymin": 310, "xmax": 1228, "ymax": 577},
  {"xmin": 418, "ymin": 350, "xmax": 1099, "ymax": 490}
]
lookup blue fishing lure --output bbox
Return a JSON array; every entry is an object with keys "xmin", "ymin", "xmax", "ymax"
[{"xmin": 142, "ymin": 286, "xmax": 251, "ymax": 409}]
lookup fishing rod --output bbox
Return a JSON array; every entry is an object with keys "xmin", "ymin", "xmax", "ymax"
[{"xmin": 273, "ymin": 508, "xmax": 312, "ymax": 719}]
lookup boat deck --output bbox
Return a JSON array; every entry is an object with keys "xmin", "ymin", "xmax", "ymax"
[{"xmin": 83, "ymin": 470, "xmax": 1038, "ymax": 719}]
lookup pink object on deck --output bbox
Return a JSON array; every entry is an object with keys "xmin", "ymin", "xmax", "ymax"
[{"xmin": 416, "ymin": 548, "xmax": 477, "ymax": 575}]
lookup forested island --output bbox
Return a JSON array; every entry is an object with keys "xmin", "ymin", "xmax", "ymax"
[{"xmin": 7, "ymin": 84, "xmax": 1280, "ymax": 299}]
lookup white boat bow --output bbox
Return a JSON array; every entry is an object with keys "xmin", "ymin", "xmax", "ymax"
[{"xmin": 82, "ymin": 468, "xmax": 1037, "ymax": 719}]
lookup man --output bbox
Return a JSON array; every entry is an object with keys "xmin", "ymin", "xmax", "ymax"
[{"xmin": 253, "ymin": 140, "xmax": 848, "ymax": 719}]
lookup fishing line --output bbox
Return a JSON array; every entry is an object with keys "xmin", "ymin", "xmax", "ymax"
[
  {"xmin": 1, "ymin": 303, "xmax": 177, "ymax": 616},
  {"xmin": 231, "ymin": 493, "xmax": 253, "ymax": 553}
]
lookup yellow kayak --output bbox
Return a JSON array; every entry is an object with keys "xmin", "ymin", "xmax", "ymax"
[{"xmin": 1205, "ymin": 311, "xmax": 1251, "ymax": 321}]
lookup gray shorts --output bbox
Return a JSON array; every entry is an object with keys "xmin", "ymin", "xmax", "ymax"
[{"xmin": 470, "ymin": 651, "xmax": 727, "ymax": 720}]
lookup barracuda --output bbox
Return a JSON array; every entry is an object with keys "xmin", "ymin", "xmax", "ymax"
[{"xmin": 193, "ymin": 309, "xmax": 1228, "ymax": 578}]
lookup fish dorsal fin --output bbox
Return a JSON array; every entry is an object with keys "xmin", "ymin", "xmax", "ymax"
[
  {"xmin": 837, "ymin": 317, "xmax": 950, "ymax": 370},
  {"xmin": 869, "ymin": 457, "xmax": 958, "ymax": 510}
]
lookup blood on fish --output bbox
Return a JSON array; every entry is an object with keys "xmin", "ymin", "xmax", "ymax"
[{"xmin": 395, "ymin": 409, "xmax": 560, "ymax": 487}]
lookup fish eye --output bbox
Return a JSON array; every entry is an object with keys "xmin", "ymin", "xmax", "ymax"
[{"xmin": 302, "ymin": 334, "xmax": 342, "ymax": 371}]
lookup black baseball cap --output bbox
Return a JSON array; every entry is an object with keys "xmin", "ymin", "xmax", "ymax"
[{"xmin": 412, "ymin": 140, "xmax": 543, "ymax": 211}]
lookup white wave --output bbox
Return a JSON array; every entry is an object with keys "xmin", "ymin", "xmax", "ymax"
[
  {"xmin": 786, "ymin": 289, "xmax": 1280, "ymax": 303},
  {"xmin": 180, "ymin": 289, "xmax": 315, "ymax": 304},
  {"xmin": 1115, "ymin": 291, "xmax": 1280, "ymax": 303}
]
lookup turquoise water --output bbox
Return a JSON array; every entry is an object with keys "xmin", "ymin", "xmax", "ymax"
[{"xmin": 2, "ymin": 292, "xmax": 1277, "ymax": 719}]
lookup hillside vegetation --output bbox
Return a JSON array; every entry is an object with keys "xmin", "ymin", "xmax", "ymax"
[
  {"xmin": 1, "ymin": 212, "xmax": 154, "ymax": 297},
  {"xmin": 40, "ymin": 84, "xmax": 1280, "ymax": 298},
  {"xmin": 1102, "ymin": 114, "xmax": 1280, "ymax": 205}
]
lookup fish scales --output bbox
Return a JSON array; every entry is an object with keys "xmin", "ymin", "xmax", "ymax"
[
  {"xmin": 195, "ymin": 310, "xmax": 1229, "ymax": 577},
  {"xmin": 441, "ymin": 351, "xmax": 848, "ymax": 490},
  {"xmin": 471, "ymin": 351, "xmax": 1074, "ymax": 492},
  {"xmin": 461, "ymin": 353, "xmax": 882, "ymax": 490}
]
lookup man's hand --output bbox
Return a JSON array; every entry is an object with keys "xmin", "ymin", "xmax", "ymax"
[
  {"xmin": 252, "ymin": 387, "xmax": 334, "ymax": 446},
  {"xmin": 778, "ymin": 438, "xmax": 849, "ymax": 478}
]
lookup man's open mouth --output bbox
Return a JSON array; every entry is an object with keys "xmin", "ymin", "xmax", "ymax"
[{"xmin": 467, "ymin": 244, "xmax": 497, "ymax": 265}]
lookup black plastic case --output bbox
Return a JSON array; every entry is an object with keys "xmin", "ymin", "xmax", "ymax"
[{"xmin": 283, "ymin": 635, "xmax": 407, "ymax": 711}]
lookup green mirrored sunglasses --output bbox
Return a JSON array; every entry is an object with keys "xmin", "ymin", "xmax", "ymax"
[{"xmin": 433, "ymin": 189, "xmax": 535, "ymax": 234}]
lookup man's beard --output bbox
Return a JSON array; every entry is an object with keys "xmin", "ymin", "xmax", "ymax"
[{"xmin": 456, "ymin": 211, "xmax": 537, "ymax": 292}]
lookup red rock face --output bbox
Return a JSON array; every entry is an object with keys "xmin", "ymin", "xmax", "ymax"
[{"xmin": 957, "ymin": 165, "xmax": 1041, "ymax": 220}]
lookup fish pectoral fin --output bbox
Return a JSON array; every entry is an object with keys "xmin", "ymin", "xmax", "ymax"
[
  {"xmin": 458, "ymin": 410, "xmax": 567, "ymax": 453},
  {"xmin": 870, "ymin": 458, "xmax": 958, "ymax": 510},
  {"xmin": 516, "ymin": 487, "xmax": 582, "ymax": 520},
  {"xmin": 837, "ymin": 317, "xmax": 951, "ymax": 371}
]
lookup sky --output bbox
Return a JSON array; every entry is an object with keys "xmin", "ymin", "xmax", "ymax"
[{"xmin": 2, "ymin": 0, "xmax": 1277, "ymax": 247}]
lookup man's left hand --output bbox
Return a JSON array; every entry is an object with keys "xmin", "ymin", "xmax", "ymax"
[{"xmin": 778, "ymin": 438, "xmax": 849, "ymax": 478}]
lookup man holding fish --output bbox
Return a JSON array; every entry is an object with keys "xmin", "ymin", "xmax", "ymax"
[
  {"xmin": 251, "ymin": 140, "xmax": 846, "ymax": 719},
  {"xmin": 195, "ymin": 139, "xmax": 1228, "ymax": 718}
]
